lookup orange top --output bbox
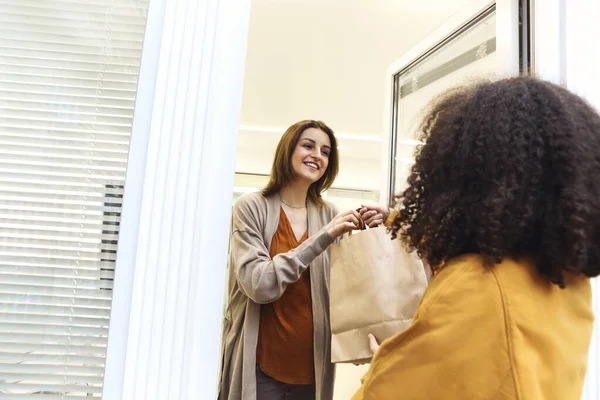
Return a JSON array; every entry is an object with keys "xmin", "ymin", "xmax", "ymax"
[{"xmin": 256, "ymin": 208, "xmax": 315, "ymax": 384}]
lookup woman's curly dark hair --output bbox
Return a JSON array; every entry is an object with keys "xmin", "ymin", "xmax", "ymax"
[{"xmin": 390, "ymin": 77, "xmax": 600, "ymax": 287}]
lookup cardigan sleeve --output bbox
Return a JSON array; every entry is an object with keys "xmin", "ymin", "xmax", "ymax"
[{"xmin": 231, "ymin": 194, "xmax": 336, "ymax": 304}]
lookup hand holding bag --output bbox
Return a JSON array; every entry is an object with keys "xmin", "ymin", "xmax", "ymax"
[{"xmin": 329, "ymin": 218, "xmax": 428, "ymax": 364}]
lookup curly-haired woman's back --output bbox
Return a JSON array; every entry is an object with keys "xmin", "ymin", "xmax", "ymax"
[{"xmin": 353, "ymin": 77, "xmax": 599, "ymax": 400}]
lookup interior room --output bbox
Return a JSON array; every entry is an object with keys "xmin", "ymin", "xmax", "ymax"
[
  {"xmin": 233, "ymin": 1, "xmax": 501, "ymax": 398},
  {"xmin": 0, "ymin": 0, "xmax": 598, "ymax": 399}
]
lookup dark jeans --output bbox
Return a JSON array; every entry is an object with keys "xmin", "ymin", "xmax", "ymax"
[{"xmin": 256, "ymin": 365, "xmax": 316, "ymax": 400}]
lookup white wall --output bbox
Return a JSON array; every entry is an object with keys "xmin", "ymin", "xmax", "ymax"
[
  {"xmin": 240, "ymin": 0, "xmax": 472, "ymax": 137},
  {"xmin": 236, "ymin": 0, "xmax": 475, "ymax": 197}
]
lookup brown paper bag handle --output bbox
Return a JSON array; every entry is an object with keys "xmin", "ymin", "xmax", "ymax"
[{"xmin": 349, "ymin": 207, "xmax": 399, "ymax": 235}]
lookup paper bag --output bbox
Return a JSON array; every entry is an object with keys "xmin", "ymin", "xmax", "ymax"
[{"xmin": 329, "ymin": 226, "xmax": 428, "ymax": 364}]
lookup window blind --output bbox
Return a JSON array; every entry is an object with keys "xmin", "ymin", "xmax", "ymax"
[{"xmin": 0, "ymin": 0, "xmax": 148, "ymax": 397}]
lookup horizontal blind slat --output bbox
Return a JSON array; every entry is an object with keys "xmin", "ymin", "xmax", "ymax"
[
  {"xmin": 0, "ymin": 99, "xmax": 136, "ymax": 119},
  {"xmin": 0, "ymin": 168, "xmax": 125, "ymax": 181},
  {"xmin": 0, "ymin": 126, "xmax": 132, "ymax": 143},
  {"xmin": 0, "ymin": 230, "xmax": 119, "ymax": 245},
  {"xmin": 0, "ymin": 81, "xmax": 137, "ymax": 99},
  {"xmin": 0, "ymin": 393, "xmax": 100, "ymax": 400},
  {"xmin": 0, "ymin": 174, "xmax": 127, "ymax": 190},
  {"xmin": 0, "ymin": 177, "xmax": 125, "ymax": 193},
  {"xmin": 0, "ymin": 342, "xmax": 107, "ymax": 355},
  {"xmin": 0, "ymin": 160, "xmax": 126, "ymax": 174},
  {"xmin": 0, "ymin": 272, "xmax": 115, "ymax": 288},
  {"xmin": 0, "ymin": 382, "xmax": 103, "ymax": 394},
  {"xmin": 0, "ymin": 217, "xmax": 121, "ymax": 232},
  {"xmin": 0, "ymin": 333, "xmax": 106, "ymax": 347},
  {"xmin": 0, "ymin": 114, "xmax": 133, "ymax": 131},
  {"xmin": 0, "ymin": 23, "xmax": 144, "ymax": 44},
  {"xmin": 0, "ymin": 201, "xmax": 123, "ymax": 218},
  {"xmin": 0, "ymin": 351, "xmax": 104, "ymax": 365},
  {"xmin": 0, "ymin": 7, "xmax": 147, "ymax": 29},
  {"xmin": 0, "ymin": 253, "xmax": 116, "ymax": 266},
  {"xmin": 0, "ymin": 0, "xmax": 148, "ymax": 16},
  {"xmin": 0, "ymin": 105, "xmax": 135, "ymax": 125},
  {"xmin": 0, "ymin": 265, "xmax": 114, "ymax": 280},
  {"xmin": 0, "ymin": 34, "xmax": 143, "ymax": 53},
  {"xmin": 0, "ymin": 322, "xmax": 108, "ymax": 336},
  {"xmin": 0, "ymin": 294, "xmax": 111, "ymax": 309},
  {"xmin": 0, "ymin": 194, "xmax": 123, "ymax": 208},
  {"xmin": 0, "ymin": 31, "xmax": 142, "ymax": 51},
  {"xmin": 0, "ymin": 88, "xmax": 135, "ymax": 107},
  {"xmin": 0, "ymin": 45, "xmax": 141, "ymax": 65},
  {"xmin": 0, "ymin": 145, "xmax": 129, "ymax": 163},
  {"xmin": 1, "ymin": 58, "xmax": 142, "ymax": 77},
  {"xmin": 0, "ymin": 283, "xmax": 113, "ymax": 299},
  {"xmin": 0, "ymin": 75, "xmax": 138, "ymax": 92},
  {"xmin": 0, "ymin": 313, "xmax": 110, "ymax": 328},
  {"xmin": 0, "ymin": 371, "xmax": 104, "ymax": 383}
]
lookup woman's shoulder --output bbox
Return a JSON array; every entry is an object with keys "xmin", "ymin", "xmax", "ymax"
[{"xmin": 232, "ymin": 192, "xmax": 270, "ymax": 225}]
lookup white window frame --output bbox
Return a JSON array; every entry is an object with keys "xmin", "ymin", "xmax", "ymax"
[{"xmin": 380, "ymin": 0, "xmax": 523, "ymax": 202}]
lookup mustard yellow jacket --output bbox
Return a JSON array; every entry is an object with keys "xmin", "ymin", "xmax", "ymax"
[{"xmin": 353, "ymin": 254, "xmax": 594, "ymax": 400}]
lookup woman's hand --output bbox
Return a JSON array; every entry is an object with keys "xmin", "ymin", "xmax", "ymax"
[
  {"xmin": 368, "ymin": 333, "xmax": 380, "ymax": 354},
  {"xmin": 353, "ymin": 334, "xmax": 381, "ymax": 365},
  {"xmin": 326, "ymin": 209, "xmax": 362, "ymax": 239},
  {"xmin": 359, "ymin": 204, "xmax": 391, "ymax": 228}
]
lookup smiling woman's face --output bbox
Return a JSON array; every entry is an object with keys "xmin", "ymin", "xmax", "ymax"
[{"xmin": 291, "ymin": 127, "xmax": 331, "ymax": 185}]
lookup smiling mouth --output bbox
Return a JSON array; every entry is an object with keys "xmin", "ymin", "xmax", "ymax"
[{"xmin": 304, "ymin": 162, "xmax": 319, "ymax": 170}]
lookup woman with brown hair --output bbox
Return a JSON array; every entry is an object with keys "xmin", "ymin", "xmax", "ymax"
[
  {"xmin": 355, "ymin": 77, "xmax": 600, "ymax": 399},
  {"xmin": 219, "ymin": 120, "xmax": 363, "ymax": 400}
]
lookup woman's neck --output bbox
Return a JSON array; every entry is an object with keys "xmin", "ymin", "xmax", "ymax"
[{"xmin": 279, "ymin": 183, "xmax": 309, "ymax": 209}]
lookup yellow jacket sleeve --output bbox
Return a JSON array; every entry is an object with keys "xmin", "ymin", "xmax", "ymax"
[{"xmin": 352, "ymin": 261, "xmax": 517, "ymax": 400}]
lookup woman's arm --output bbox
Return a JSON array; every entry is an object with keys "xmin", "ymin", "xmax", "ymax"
[{"xmin": 231, "ymin": 196, "xmax": 340, "ymax": 304}]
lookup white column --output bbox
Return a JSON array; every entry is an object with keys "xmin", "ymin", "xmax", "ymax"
[
  {"xmin": 564, "ymin": 3, "xmax": 600, "ymax": 399},
  {"xmin": 103, "ymin": 0, "xmax": 251, "ymax": 399}
]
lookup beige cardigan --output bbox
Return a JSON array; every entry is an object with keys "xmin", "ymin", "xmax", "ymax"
[{"xmin": 218, "ymin": 192, "xmax": 339, "ymax": 400}]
